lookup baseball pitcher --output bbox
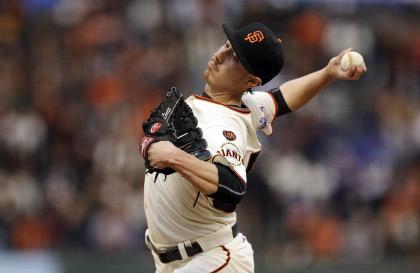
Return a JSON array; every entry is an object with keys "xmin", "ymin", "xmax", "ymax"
[{"xmin": 140, "ymin": 22, "xmax": 366, "ymax": 273}]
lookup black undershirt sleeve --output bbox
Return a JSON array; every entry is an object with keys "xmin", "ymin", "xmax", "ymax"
[
  {"xmin": 268, "ymin": 87, "xmax": 292, "ymax": 116},
  {"xmin": 208, "ymin": 163, "xmax": 246, "ymax": 212}
]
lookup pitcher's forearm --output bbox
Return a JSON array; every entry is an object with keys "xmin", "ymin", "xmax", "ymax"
[
  {"xmin": 280, "ymin": 67, "xmax": 334, "ymax": 111},
  {"xmin": 168, "ymin": 149, "xmax": 219, "ymax": 195}
]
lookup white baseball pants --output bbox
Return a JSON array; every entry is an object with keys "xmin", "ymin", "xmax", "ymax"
[{"xmin": 151, "ymin": 233, "xmax": 254, "ymax": 273}]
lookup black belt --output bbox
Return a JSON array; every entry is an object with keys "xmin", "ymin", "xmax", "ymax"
[{"xmin": 151, "ymin": 223, "xmax": 238, "ymax": 264}]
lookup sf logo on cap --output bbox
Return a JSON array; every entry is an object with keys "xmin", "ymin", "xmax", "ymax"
[{"xmin": 244, "ymin": 31, "xmax": 264, "ymax": 43}]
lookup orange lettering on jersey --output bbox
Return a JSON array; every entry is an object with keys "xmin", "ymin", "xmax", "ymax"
[
  {"xmin": 244, "ymin": 31, "xmax": 264, "ymax": 43},
  {"xmin": 216, "ymin": 142, "xmax": 245, "ymax": 166}
]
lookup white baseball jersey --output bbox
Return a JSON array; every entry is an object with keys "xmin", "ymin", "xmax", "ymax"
[{"xmin": 144, "ymin": 91, "xmax": 278, "ymax": 249}]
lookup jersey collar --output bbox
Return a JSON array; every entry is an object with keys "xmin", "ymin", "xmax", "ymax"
[
  {"xmin": 201, "ymin": 92, "xmax": 248, "ymax": 109},
  {"xmin": 195, "ymin": 92, "xmax": 251, "ymax": 114}
]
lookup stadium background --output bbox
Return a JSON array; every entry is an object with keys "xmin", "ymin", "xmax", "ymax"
[{"xmin": 0, "ymin": 0, "xmax": 419, "ymax": 272}]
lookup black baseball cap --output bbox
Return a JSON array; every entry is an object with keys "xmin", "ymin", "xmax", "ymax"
[{"xmin": 222, "ymin": 22, "xmax": 284, "ymax": 85}]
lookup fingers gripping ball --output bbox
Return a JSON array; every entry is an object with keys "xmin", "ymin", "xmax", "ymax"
[
  {"xmin": 139, "ymin": 87, "xmax": 211, "ymax": 180},
  {"xmin": 340, "ymin": 51, "xmax": 365, "ymax": 71}
]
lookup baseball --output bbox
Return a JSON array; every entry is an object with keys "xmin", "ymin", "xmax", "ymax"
[{"xmin": 340, "ymin": 51, "xmax": 364, "ymax": 71}]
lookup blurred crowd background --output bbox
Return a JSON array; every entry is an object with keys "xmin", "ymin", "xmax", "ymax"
[{"xmin": 0, "ymin": 0, "xmax": 419, "ymax": 271}]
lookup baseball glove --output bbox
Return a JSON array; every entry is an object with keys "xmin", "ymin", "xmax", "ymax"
[{"xmin": 139, "ymin": 87, "xmax": 211, "ymax": 180}]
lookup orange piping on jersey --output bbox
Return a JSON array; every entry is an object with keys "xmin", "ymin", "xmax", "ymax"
[
  {"xmin": 210, "ymin": 246, "xmax": 231, "ymax": 273},
  {"xmin": 193, "ymin": 94, "xmax": 251, "ymax": 114},
  {"xmin": 228, "ymin": 165, "xmax": 247, "ymax": 185}
]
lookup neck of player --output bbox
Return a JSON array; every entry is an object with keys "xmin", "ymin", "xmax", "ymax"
[{"xmin": 204, "ymin": 85, "xmax": 243, "ymax": 107}]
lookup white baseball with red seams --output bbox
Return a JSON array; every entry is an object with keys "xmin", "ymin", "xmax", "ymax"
[{"xmin": 340, "ymin": 51, "xmax": 364, "ymax": 71}]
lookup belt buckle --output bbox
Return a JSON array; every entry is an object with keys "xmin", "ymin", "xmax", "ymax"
[
  {"xmin": 155, "ymin": 247, "xmax": 168, "ymax": 255},
  {"xmin": 146, "ymin": 235, "xmax": 169, "ymax": 255}
]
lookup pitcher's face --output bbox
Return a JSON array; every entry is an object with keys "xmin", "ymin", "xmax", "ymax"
[{"xmin": 204, "ymin": 42, "xmax": 254, "ymax": 94}]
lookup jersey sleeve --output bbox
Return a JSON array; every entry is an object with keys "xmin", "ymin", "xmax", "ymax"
[
  {"xmin": 241, "ymin": 89, "xmax": 291, "ymax": 136},
  {"xmin": 203, "ymin": 118, "xmax": 247, "ymax": 184},
  {"xmin": 241, "ymin": 91, "xmax": 278, "ymax": 136}
]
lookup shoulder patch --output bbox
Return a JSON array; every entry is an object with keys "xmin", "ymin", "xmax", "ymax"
[
  {"xmin": 223, "ymin": 130, "xmax": 236, "ymax": 141},
  {"xmin": 258, "ymin": 116, "xmax": 268, "ymax": 129}
]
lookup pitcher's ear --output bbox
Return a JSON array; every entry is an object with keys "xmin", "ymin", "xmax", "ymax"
[{"xmin": 248, "ymin": 76, "xmax": 262, "ymax": 88}]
